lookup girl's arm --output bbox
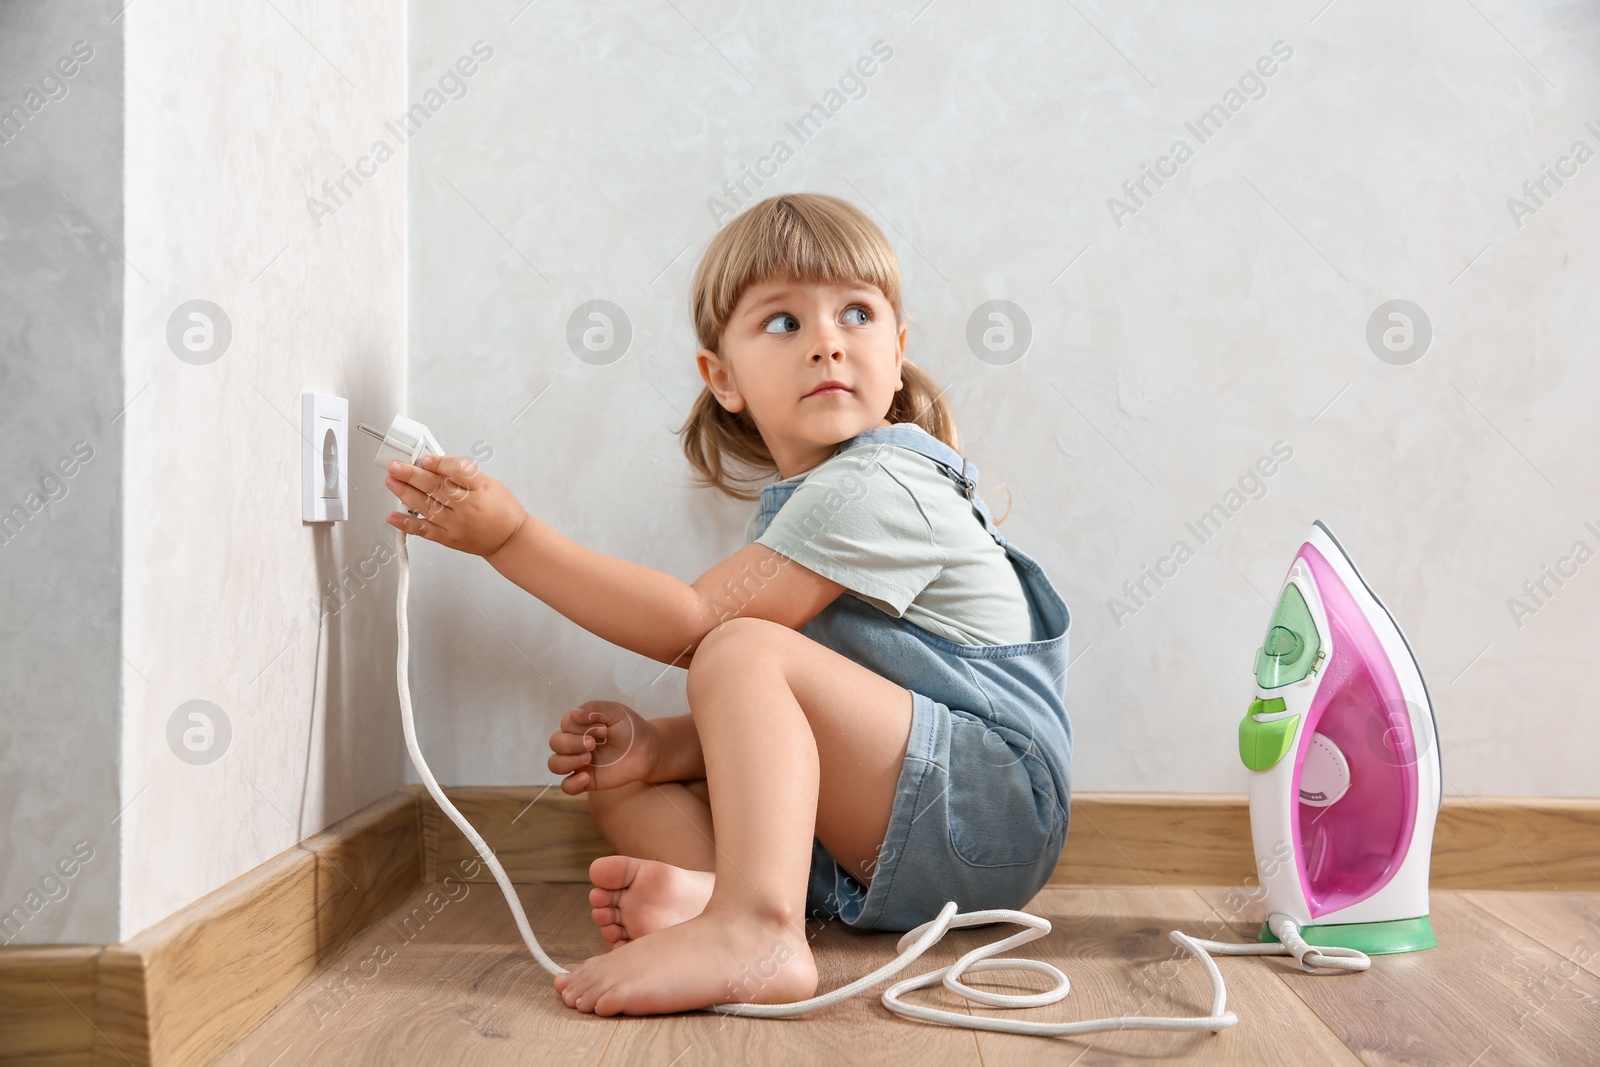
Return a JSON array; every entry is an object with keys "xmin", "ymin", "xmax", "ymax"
[
  {"xmin": 485, "ymin": 514, "xmax": 704, "ymax": 666},
  {"xmin": 384, "ymin": 454, "xmax": 847, "ymax": 667},
  {"xmin": 486, "ymin": 514, "xmax": 846, "ymax": 666}
]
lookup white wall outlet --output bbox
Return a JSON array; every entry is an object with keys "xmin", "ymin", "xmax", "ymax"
[{"xmin": 301, "ymin": 392, "xmax": 349, "ymax": 522}]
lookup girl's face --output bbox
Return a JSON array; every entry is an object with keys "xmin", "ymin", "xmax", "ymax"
[{"xmin": 697, "ymin": 276, "xmax": 906, "ymax": 479}]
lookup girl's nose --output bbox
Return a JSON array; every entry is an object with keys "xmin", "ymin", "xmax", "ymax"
[{"xmin": 809, "ymin": 334, "xmax": 846, "ymax": 362}]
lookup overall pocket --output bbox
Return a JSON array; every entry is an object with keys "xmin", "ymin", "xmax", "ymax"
[{"xmin": 945, "ymin": 714, "xmax": 1063, "ymax": 868}]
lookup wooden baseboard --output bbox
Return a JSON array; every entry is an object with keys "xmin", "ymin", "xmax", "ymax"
[
  {"xmin": 3, "ymin": 786, "xmax": 1594, "ymax": 1066},
  {"xmin": 97, "ymin": 789, "xmax": 420, "ymax": 1067},
  {"xmin": 417, "ymin": 786, "xmax": 1600, "ymax": 893},
  {"xmin": 416, "ymin": 783, "xmax": 612, "ymax": 884},
  {"xmin": 0, "ymin": 945, "xmax": 101, "ymax": 1066},
  {"xmin": 1, "ymin": 789, "xmax": 422, "ymax": 1067}
]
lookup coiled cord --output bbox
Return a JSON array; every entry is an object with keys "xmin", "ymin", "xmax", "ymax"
[{"xmin": 394, "ymin": 528, "xmax": 1367, "ymax": 1033}]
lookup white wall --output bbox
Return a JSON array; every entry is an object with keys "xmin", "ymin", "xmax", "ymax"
[
  {"xmin": 0, "ymin": 0, "xmax": 124, "ymax": 946},
  {"xmin": 406, "ymin": 0, "xmax": 1600, "ymax": 798},
  {"xmin": 116, "ymin": 0, "xmax": 409, "ymax": 937}
]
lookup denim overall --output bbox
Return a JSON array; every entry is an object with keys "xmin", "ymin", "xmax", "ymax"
[{"xmin": 748, "ymin": 423, "xmax": 1074, "ymax": 933}]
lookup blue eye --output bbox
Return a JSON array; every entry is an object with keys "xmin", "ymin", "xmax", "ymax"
[
  {"xmin": 763, "ymin": 313, "xmax": 799, "ymax": 334},
  {"xmin": 843, "ymin": 305, "xmax": 871, "ymax": 326}
]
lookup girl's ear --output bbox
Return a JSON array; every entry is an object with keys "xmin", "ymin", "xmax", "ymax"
[
  {"xmin": 895, "ymin": 323, "xmax": 907, "ymax": 388},
  {"xmin": 697, "ymin": 346, "xmax": 746, "ymax": 412}
]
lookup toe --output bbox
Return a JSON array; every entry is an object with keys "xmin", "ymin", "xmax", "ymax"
[
  {"xmin": 562, "ymin": 971, "xmax": 595, "ymax": 1010},
  {"xmin": 588, "ymin": 854, "xmax": 637, "ymax": 891},
  {"xmin": 591, "ymin": 905, "xmax": 620, "ymax": 927}
]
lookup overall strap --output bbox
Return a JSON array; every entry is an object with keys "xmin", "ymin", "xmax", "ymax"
[{"xmin": 833, "ymin": 425, "xmax": 1004, "ymax": 542}]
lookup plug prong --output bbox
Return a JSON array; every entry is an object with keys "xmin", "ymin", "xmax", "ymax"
[{"xmin": 355, "ymin": 423, "xmax": 386, "ymax": 443}]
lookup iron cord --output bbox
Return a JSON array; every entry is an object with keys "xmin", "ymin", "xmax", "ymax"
[{"xmin": 393, "ymin": 528, "xmax": 1368, "ymax": 1034}]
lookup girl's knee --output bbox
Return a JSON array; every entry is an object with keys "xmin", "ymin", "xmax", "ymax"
[{"xmin": 686, "ymin": 617, "xmax": 785, "ymax": 700}]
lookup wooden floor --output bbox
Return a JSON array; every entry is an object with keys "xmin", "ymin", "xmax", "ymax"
[{"xmin": 210, "ymin": 882, "xmax": 1600, "ymax": 1066}]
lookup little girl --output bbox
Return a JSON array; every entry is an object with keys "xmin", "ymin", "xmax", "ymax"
[{"xmin": 383, "ymin": 192, "xmax": 1073, "ymax": 1018}]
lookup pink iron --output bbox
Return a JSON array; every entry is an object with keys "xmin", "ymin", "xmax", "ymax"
[{"xmin": 1239, "ymin": 521, "xmax": 1440, "ymax": 953}]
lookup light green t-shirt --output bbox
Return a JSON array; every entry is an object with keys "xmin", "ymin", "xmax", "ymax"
[{"xmin": 745, "ymin": 425, "xmax": 1034, "ymax": 647}]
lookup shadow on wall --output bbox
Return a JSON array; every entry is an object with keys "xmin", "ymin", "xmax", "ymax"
[{"xmin": 305, "ymin": 514, "xmax": 384, "ymax": 840}]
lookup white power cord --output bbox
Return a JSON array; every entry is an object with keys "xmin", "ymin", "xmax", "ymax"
[{"xmin": 394, "ymin": 528, "xmax": 1368, "ymax": 1033}]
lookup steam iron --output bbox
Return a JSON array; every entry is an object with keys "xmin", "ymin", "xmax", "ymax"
[{"xmin": 1240, "ymin": 521, "xmax": 1441, "ymax": 954}]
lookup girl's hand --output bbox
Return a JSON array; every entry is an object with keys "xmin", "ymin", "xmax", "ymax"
[
  {"xmin": 547, "ymin": 700, "xmax": 660, "ymax": 795},
  {"xmin": 385, "ymin": 454, "xmax": 528, "ymax": 557}
]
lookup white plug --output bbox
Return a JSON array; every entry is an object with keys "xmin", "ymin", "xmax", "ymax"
[
  {"xmin": 357, "ymin": 415, "xmax": 445, "ymax": 516},
  {"xmin": 357, "ymin": 415, "xmax": 443, "ymax": 468}
]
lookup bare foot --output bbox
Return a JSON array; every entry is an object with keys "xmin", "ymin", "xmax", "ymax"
[
  {"xmin": 553, "ymin": 906, "xmax": 819, "ymax": 1016},
  {"xmin": 588, "ymin": 855, "xmax": 715, "ymax": 947}
]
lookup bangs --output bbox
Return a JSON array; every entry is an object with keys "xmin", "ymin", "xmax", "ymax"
[{"xmin": 691, "ymin": 194, "xmax": 902, "ymax": 352}]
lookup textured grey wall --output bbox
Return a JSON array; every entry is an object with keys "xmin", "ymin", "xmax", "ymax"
[
  {"xmin": 5, "ymin": 0, "xmax": 412, "ymax": 944},
  {"xmin": 0, "ymin": 0, "xmax": 124, "ymax": 946},
  {"xmin": 405, "ymin": 1, "xmax": 1600, "ymax": 798}
]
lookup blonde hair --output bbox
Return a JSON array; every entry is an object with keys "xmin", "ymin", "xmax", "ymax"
[{"xmin": 674, "ymin": 192, "xmax": 959, "ymax": 501}]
